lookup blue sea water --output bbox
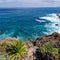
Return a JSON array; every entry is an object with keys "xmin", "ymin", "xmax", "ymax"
[{"xmin": 0, "ymin": 7, "xmax": 60, "ymax": 41}]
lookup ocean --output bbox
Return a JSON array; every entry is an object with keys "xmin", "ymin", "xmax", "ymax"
[{"xmin": 0, "ymin": 7, "xmax": 60, "ymax": 41}]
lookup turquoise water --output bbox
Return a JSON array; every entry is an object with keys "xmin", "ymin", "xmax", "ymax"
[{"xmin": 0, "ymin": 8, "xmax": 60, "ymax": 41}]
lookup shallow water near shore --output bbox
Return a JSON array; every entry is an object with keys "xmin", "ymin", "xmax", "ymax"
[{"xmin": 0, "ymin": 8, "xmax": 60, "ymax": 41}]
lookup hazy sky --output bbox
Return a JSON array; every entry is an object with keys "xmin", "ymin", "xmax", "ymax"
[{"xmin": 0, "ymin": 0, "xmax": 60, "ymax": 8}]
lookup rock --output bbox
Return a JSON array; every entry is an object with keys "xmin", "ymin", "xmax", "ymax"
[
  {"xmin": 55, "ymin": 24, "xmax": 58, "ymax": 26},
  {"xmin": 0, "ymin": 32, "xmax": 60, "ymax": 60},
  {"xmin": 32, "ymin": 32, "xmax": 60, "ymax": 47}
]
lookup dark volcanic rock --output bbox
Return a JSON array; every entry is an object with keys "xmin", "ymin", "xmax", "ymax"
[{"xmin": 32, "ymin": 32, "xmax": 60, "ymax": 47}]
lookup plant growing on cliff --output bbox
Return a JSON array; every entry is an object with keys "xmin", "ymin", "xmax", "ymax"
[
  {"xmin": 39, "ymin": 42, "xmax": 52, "ymax": 53},
  {"xmin": 8, "ymin": 40, "xmax": 26, "ymax": 60},
  {"xmin": 50, "ymin": 48, "xmax": 59, "ymax": 60},
  {"xmin": 39, "ymin": 41, "xmax": 59, "ymax": 60},
  {"xmin": 0, "ymin": 55, "xmax": 10, "ymax": 60}
]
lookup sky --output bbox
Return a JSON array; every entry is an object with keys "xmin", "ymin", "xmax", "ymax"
[{"xmin": 0, "ymin": 0, "xmax": 60, "ymax": 8}]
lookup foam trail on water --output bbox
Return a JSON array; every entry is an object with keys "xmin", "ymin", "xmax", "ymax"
[
  {"xmin": 46, "ymin": 23, "xmax": 60, "ymax": 34},
  {"xmin": 39, "ymin": 13, "xmax": 60, "ymax": 22},
  {"xmin": 36, "ymin": 19, "xmax": 46, "ymax": 23},
  {"xmin": 37, "ymin": 13, "xmax": 60, "ymax": 35}
]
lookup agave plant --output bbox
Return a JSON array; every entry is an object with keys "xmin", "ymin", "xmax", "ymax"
[{"xmin": 8, "ymin": 40, "xmax": 26, "ymax": 60}]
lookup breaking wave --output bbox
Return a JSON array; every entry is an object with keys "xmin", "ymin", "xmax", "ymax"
[
  {"xmin": 0, "ymin": 8, "xmax": 60, "ymax": 41},
  {"xmin": 36, "ymin": 19, "xmax": 46, "ymax": 23},
  {"xmin": 38, "ymin": 13, "xmax": 60, "ymax": 34},
  {"xmin": 39, "ymin": 13, "xmax": 60, "ymax": 22}
]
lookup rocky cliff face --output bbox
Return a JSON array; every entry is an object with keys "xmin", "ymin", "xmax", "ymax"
[
  {"xmin": 31, "ymin": 32, "xmax": 60, "ymax": 60},
  {"xmin": 32, "ymin": 32, "xmax": 60, "ymax": 47},
  {"xmin": 0, "ymin": 32, "xmax": 60, "ymax": 60}
]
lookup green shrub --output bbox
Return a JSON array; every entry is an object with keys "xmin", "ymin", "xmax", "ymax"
[
  {"xmin": 50, "ymin": 48, "xmax": 59, "ymax": 60},
  {"xmin": 39, "ymin": 42, "xmax": 59, "ymax": 60},
  {"xmin": 0, "ymin": 55, "xmax": 10, "ymax": 60},
  {"xmin": 39, "ymin": 42, "xmax": 52, "ymax": 53},
  {"xmin": 8, "ymin": 40, "xmax": 26, "ymax": 60}
]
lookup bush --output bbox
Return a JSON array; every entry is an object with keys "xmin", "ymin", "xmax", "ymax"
[
  {"xmin": 39, "ymin": 41, "xmax": 59, "ymax": 60},
  {"xmin": 7, "ymin": 40, "xmax": 26, "ymax": 60}
]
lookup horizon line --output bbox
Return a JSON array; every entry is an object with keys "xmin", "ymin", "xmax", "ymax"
[{"xmin": 0, "ymin": 6, "xmax": 60, "ymax": 8}]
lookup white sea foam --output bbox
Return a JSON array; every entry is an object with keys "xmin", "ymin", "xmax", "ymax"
[
  {"xmin": 39, "ymin": 13, "xmax": 60, "ymax": 22},
  {"xmin": 36, "ymin": 19, "xmax": 46, "ymax": 23},
  {"xmin": 1, "ymin": 13, "xmax": 60, "ymax": 40},
  {"xmin": 45, "ymin": 23, "xmax": 60, "ymax": 34},
  {"xmin": 40, "ymin": 13, "xmax": 60, "ymax": 33}
]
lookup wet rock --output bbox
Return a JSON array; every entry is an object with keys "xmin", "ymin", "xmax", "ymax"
[{"xmin": 55, "ymin": 24, "xmax": 58, "ymax": 26}]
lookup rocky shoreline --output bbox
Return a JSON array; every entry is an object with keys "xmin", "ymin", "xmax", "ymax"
[
  {"xmin": 25, "ymin": 32, "xmax": 60, "ymax": 60},
  {"xmin": 0, "ymin": 32, "xmax": 60, "ymax": 60}
]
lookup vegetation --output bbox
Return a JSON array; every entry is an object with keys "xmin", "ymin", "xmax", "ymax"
[
  {"xmin": 50, "ymin": 48, "xmax": 59, "ymax": 60},
  {"xmin": 0, "ymin": 55, "xmax": 10, "ymax": 60},
  {"xmin": 0, "ymin": 32, "xmax": 60, "ymax": 60},
  {"xmin": 7, "ymin": 40, "xmax": 26, "ymax": 60},
  {"xmin": 0, "ymin": 39, "xmax": 27, "ymax": 60},
  {"xmin": 39, "ymin": 41, "xmax": 59, "ymax": 60},
  {"xmin": 39, "ymin": 42, "xmax": 52, "ymax": 53}
]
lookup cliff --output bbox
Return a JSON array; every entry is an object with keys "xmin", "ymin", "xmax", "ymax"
[{"xmin": 0, "ymin": 32, "xmax": 60, "ymax": 60}]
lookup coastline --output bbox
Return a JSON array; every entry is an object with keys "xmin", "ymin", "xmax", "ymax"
[
  {"xmin": 0, "ymin": 32, "xmax": 60, "ymax": 48},
  {"xmin": 0, "ymin": 32, "xmax": 60, "ymax": 60}
]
